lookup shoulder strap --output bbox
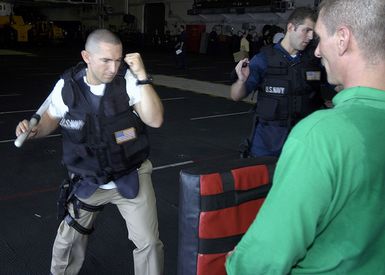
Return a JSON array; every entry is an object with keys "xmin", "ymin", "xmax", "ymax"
[{"xmin": 61, "ymin": 62, "xmax": 87, "ymax": 108}]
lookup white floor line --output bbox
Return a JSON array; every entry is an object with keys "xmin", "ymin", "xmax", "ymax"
[
  {"xmin": 214, "ymin": 80, "xmax": 231, "ymax": 83},
  {"xmin": 0, "ymin": 98, "xmax": 185, "ymax": 116},
  {"xmin": 188, "ymin": 66, "xmax": 217, "ymax": 70},
  {"xmin": 155, "ymin": 63, "xmax": 174, "ymax": 67},
  {"xmin": 0, "ymin": 109, "xmax": 36, "ymax": 115},
  {"xmin": 0, "ymin": 134, "xmax": 61, "ymax": 144},
  {"xmin": 0, "ymin": 93, "xmax": 21, "ymax": 97},
  {"xmin": 16, "ymin": 72, "xmax": 60, "ymax": 76},
  {"xmin": 153, "ymin": 160, "xmax": 194, "ymax": 171},
  {"xmin": 153, "ymin": 74, "xmax": 253, "ymax": 104},
  {"xmin": 0, "ymin": 49, "xmax": 35, "ymax": 56},
  {"xmin": 190, "ymin": 111, "xmax": 249, "ymax": 121},
  {"xmin": 161, "ymin": 97, "xmax": 186, "ymax": 101}
]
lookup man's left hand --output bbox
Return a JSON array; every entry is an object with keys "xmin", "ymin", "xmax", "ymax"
[{"xmin": 124, "ymin": 53, "xmax": 147, "ymax": 80}]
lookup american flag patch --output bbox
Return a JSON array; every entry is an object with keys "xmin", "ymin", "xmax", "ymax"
[
  {"xmin": 306, "ymin": 71, "xmax": 321, "ymax": 81},
  {"xmin": 114, "ymin": 127, "xmax": 137, "ymax": 144}
]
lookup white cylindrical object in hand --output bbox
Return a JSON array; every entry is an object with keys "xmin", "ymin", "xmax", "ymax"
[
  {"xmin": 14, "ymin": 91, "xmax": 52, "ymax": 148},
  {"xmin": 14, "ymin": 116, "xmax": 40, "ymax": 148}
]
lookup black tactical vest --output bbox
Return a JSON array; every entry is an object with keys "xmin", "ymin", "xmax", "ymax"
[
  {"xmin": 59, "ymin": 63, "xmax": 150, "ymax": 184},
  {"xmin": 256, "ymin": 45, "xmax": 323, "ymax": 126}
]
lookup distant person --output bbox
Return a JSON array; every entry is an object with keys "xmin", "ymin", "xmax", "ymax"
[
  {"xmin": 272, "ymin": 32, "xmax": 284, "ymax": 44},
  {"xmin": 15, "ymin": 29, "xmax": 164, "ymax": 275},
  {"xmin": 262, "ymin": 24, "xmax": 284, "ymax": 45},
  {"xmin": 152, "ymin": 29, "xmax": 161, "ymax": 48},
  {"xmin": 230, "ymin": 7, "xmax": 325, "ymax": 157},
  {"xmin": 163, "ymin": 30, "xmax": 172, "ymax": 50},
  {"xmin": 175, "ymin": 25, "xmax": 187, "ymax": 69},
  {"xmin": 249, "ymin": 32, "xmax": 263, "ymax": 57},
  {"xmin": 226, "ymin": 0, "xmax": 385, "ymax": 273},
  {"xmin": 207, "ymin": 27, "xmax": 218, "ymax": 56},
  {"xmin": 239, "ymin": 32, "xmax": 250, "ymax": 59},
  {"xmin": 261, "ymin": 24, "xmax": 273, "ymax": 45},
  {"xmin": 231, "ymin": 31, "xmax": 242, "ymax": 54}
]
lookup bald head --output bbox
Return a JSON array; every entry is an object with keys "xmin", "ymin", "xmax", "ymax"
[
  {"xmin": 85, "ymin": 29, "xmax": 122, "ymax": 54},
  {"xmin": 319, "ymin": 0, "xmax": 385, "ymax": 63}
]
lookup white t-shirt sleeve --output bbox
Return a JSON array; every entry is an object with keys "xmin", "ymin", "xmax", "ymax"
[
  {"xmin": 125, "ymin": 69, "xmax": 142, "ymax": 106},
  {"xmin": 48, "ymin": 79, "xmax": 68, "ymax": 118}
]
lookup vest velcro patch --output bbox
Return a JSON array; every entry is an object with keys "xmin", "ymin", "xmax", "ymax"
[
  {"xmin": 306, "ymin": 71, "xmax": 321, "ymax": 81},
  {"xmin": 114, "ymin": 127, "xmax": 137, "ymax": 144}
]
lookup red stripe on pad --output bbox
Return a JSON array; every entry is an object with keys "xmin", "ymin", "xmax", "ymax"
[
  {"xmin": 197, "ymin": 253, "xmax": 227, "ymax": 275},
  {"xmin": 200, "ymin": 173, "xmax": 223, "ymax": 195},
  {"xmin": 200, "ymin": 165, "xmax": 270, "ymax": 195},
  {"xmin": 199, "ymin": 199, "xmax": 265, "ymax": 239},
  {"xmin": 233, "ymin": 165, "xmax": 269, "ymax": 190}
]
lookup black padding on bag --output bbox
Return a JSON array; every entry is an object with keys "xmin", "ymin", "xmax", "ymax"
[
  {"xmin": 201, "ymin": 184, "xmax": 271, "ymax": 212},
  {"xmin": 199, "ymin": 234, "xmax": 243, "ymax": 254},
  {"xmin": 178, "ymin": 172, "xmax": 201, "ymax": 275},
  {"xmin": 220, "ymin": 171, "xmax": 235, "ymax": 192}
]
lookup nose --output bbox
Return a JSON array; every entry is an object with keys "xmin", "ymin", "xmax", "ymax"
[
  {"xmin": 314, "ymin": 42, "xmax": 321, "ymax": 58},
  {"xmin": 308, "ymin": 30, "xmax": 314, "ymax": 40},
  {"xmin": 109, "ymin": 61, "xmax": 120, "ymax": 74}
]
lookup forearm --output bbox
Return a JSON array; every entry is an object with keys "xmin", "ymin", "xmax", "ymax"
[
  {"xmin": 230, "ymin": 79, "xmax": 248, "ymax": 101},
  {"xmin": 136, "ymin": 85, "xmax": 164, "ymax": 128},
  {"xmin": 34, "ymin": 111, "xmax": 60, "ymax": 138},
  {"xmin": 124, "ymin": 53, "xmax": 164, "ymax": 127}
]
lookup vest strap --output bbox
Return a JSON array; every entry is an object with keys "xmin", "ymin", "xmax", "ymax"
[
  {"xmin": 65, "ymin": 214, "xmax": 94, "ymax": 235},
  {"xmin": 71, "ymin": 196, "xmax": 105, "ymax": 219}
]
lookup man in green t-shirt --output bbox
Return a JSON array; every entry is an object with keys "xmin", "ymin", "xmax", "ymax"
[{"xmin": 226, "ymin": 0, "xmax": 385, "ymax": 274}]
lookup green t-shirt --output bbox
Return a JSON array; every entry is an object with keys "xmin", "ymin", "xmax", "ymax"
[{"xmin": 226, "ymin": 87, "xmax": 385, "ymax": 275}]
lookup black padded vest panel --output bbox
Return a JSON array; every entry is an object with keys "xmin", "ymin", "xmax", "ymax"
[
  {"xmin": 256, "ymin": 45, "xmax": 323, "ymax": 124},
  {"xmin": 59, "ymin": 63, "xmax": 150, "ymax": 184}
]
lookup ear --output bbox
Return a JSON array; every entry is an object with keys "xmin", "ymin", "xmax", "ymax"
[
  {"xmin": 336, "ymin": 26, "xmax": 351, "ymax": 56},
  {"xmin": 81, "ymin": 50, "xmax": 90, "ymax": 64},
  {"xmin": 287, "ymin": 22, "xmax": 295, "ymax": 32}
]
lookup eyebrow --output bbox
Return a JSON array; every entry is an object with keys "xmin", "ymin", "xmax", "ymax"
[{"xmin": 100, "ymin": 57, "xmax": 122, "ymax": 62}]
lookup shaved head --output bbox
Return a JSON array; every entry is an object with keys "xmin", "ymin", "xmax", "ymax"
[
  {"xmin": 85, "ymin": 29, "xmax": 122, "ymax": 53},
  {"xmin": 81, "ymin": 29, "xmax": 123, "ymax": 85}
]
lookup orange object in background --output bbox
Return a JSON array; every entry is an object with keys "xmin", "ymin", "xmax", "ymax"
[{"xmin": 186, "ymin": 24, "xmax": 206, "ymax": 53}]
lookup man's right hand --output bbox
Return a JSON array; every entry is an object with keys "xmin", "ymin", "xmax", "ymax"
[
  {"xmin": 235, "ymin": 58, "xmax": 250, "ymax": 82},
  {"xmin": 15, "ymin": 119, "xmax": 37, "ymax": 139}
]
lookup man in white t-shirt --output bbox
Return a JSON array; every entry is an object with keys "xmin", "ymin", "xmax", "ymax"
[{"xmin": 16, "ymin": 29, "xmax": 164, "ymax": 275}]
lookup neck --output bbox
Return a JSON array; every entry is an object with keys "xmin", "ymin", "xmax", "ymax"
[
  {"xmin": 343, "ymin": 59, "xmax": 385, "ymax": 91},
  {"xmin": 85, "ymin": 71, "xmax": 99, "ymax": 85},
  {"xmin": 280, "ymin": 36, "xmax": 298, "ymax": 56}
]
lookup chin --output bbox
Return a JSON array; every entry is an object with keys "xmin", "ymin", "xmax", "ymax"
[
  {"xmin": 103, "ymin": 77, "xmax": 114, "ymax": 83},
  {"xmin": 326, "ymin": 76, "xmax": 338, "ymax": 86}
]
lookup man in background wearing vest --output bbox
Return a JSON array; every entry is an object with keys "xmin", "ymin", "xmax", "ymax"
[
  {"xmin": 226, "ymin": 0, "xmax": 385, "ymax": 273},
  {"xmin": 15, "ymin": 29, "xmax": 164, "ymax": 275},
  {"xmin": 231, "ymin": 7, "xmax": 325, "ymax": 157}
]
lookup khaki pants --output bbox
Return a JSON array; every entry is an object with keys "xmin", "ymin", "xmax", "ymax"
[{"xmin": 50, "ymin": 160, "xmax": 164, "ymax": 275}]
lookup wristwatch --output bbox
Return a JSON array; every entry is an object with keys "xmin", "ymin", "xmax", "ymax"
[{"xmin": 136, "ymin": 75, "xmax": 153, "ymax": 86}]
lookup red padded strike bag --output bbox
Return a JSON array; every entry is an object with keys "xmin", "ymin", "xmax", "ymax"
[{"xmin": 177, "ymin": 157, "xmax": 277, "ymax": 275}]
